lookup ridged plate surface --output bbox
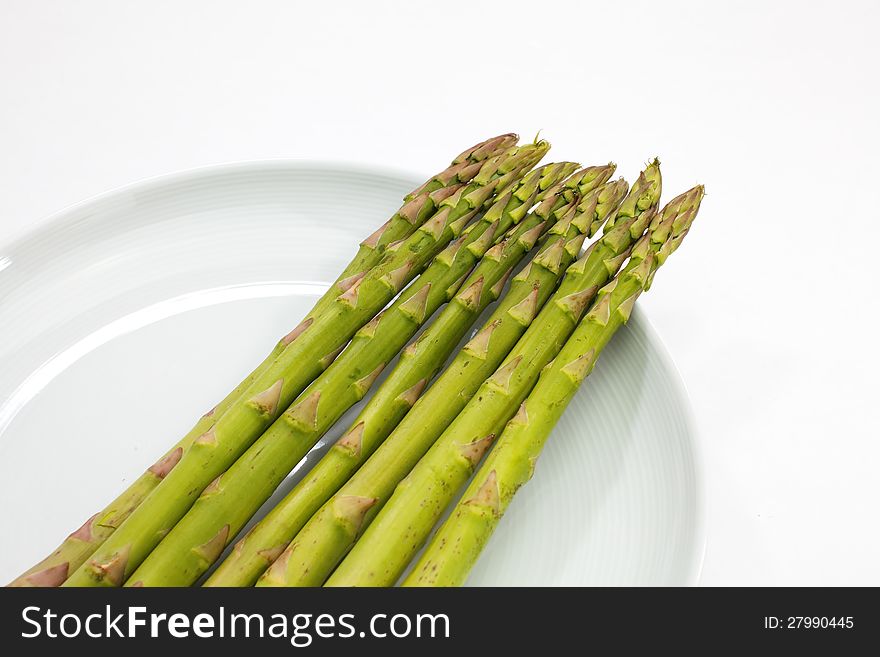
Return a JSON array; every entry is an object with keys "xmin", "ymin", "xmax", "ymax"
[{"xmin": 0, "ymin": 162, "xmax": 704, "ymax": 586}]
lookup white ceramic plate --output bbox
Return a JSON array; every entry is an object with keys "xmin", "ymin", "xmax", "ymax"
[{"xmin": 0, "ymin": 162, "xmax": 704, "ymax": 586}]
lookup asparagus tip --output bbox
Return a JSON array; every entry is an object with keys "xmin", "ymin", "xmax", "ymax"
[
  {"xmin": 617, "ymin": 160, "xmax": 662, "ymax": 219},
  {"xmin": 452, "ymin": 133, "xmax": 519, "ymax": 164}
]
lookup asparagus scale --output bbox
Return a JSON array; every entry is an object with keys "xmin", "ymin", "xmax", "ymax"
[{"xmin": 404, "ymin": 185, "xmax": 704, "ymax": 586}]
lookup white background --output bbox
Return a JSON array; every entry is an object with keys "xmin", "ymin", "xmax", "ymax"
[{"xmin": 2, "ymin": 0, "xmax": 878, "ymax": 585}]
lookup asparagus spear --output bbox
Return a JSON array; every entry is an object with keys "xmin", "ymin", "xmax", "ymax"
[
  {"xmin": 63, "ymin": 142, "xmax": 547, "ymax": 587},
  {"xmin": 323, "ymin": 167, "xmax": 663, "ymax": 587},
  {"xmin": 256, "ymin": 173, "xmax": 640, "ymax": 587},
  {"xmin": 7, "ymin": 134, "xmax": 514, "ymax": 588},
  {"xmin": 205, "ymin": 165, "xmax": 615, "ymax": 587},
  {"xmin": 404, "ymin": 185, "xmax": 704, "ymax": 586},
  {"xmin": 123, "ymin": 159, "xmax": 573, "ymax": 587}
]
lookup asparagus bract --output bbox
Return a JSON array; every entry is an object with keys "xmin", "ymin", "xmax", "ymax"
[
  {"xmin": 403, "ymin": 185, "xmax": 704, "ymax": 586},
  {"xmin": 63, "ymin": 142, "xmax": 548, "ymax": 587},
  {"xmin": 122, "ymin": 155, "xmax": 568, "ymax": 587},
  {"xmin": 256, "ymin": 174, "xmax": 633, "ymax": 587},
  {"xmin": 324, "ymin": 168, "xmax": 662, "ymax": 586},
  {"xmin": 8, "ymin": 134, "xmax": 515, "ymax": 588},
  {"xmin": 206, "ymin": 165, "xmax": 615, "ymax": 587}
]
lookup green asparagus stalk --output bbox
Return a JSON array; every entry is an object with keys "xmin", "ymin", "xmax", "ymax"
[
  {"xmin": 256, "ymin": 174, "xmax": 638, "ymax": 587},
  {"xmin": 123, "ymin": 159, "xmax": 572, "ymax": 587},
  {"xmin": 403, "ymin": 185, "xmax": 704, "ymax": 586},
  {"xmin": 63, "ymin": 142, "xmax": 547, "ymax": 587},
  {"xmin": 7, "ymin": 134, "xmax": 514, "ymax": 588},
  {"xmin": 205, "ymin": 164, "xmax": 616, "ymax": 587},
  {"xmin": 323, "ymin": 166, "xmax": 663, "ymax": 587}
]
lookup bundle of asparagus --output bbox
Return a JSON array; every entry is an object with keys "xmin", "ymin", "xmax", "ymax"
[
  {"xmin": 204, "ymin": 164, "xmax": 616, "ymax": 587},
  {"xmin": 9, "ymin": 133, "xmax": 704, "ymax": 588},
  {"xmin": 11, "ymin": 133, "xmax": 526, "ymax": 587},
  {"xmin": 256, "ymin": 173, "xmax": 637, "ymax": 587},
  {"xmin": 403, "ymin": 186, "xmax": 704, "ymax": 586},
  {"xmin": 126, "ymin": 159, "xmax": 581, "ymax": 587},
  {"xmin": 323, "ymin": 166, "xmax": 668, "ymax": 587}
]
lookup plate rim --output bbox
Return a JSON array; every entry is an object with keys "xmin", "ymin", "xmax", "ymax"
[
  {"xmin": 630, "ymin": 307, "xmax": 708, "ymax": 585},
  {"xmin": 0, "ymin": 158, "xmax": 707, "ymax": 586},
  {"xmin": 0, "ymin": 158, "xmax": 429, "ymax": 254}
]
